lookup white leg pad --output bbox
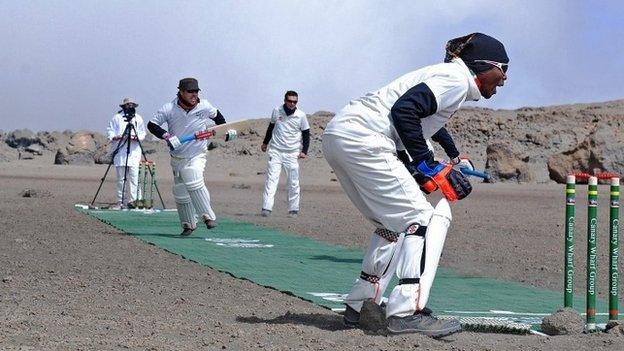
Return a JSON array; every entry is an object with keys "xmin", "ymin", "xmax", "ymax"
[
  {"xmin": 386, "ymin": 199, "xmax": 452, "ymax": 317},
  {"xmin": 345, "ymin": 232, "xmax": 400, "ymax": 312},
  {"xmin": 185, "ymin": 178, "xmax": 216, "ymax": 221},
  {"xmin": 173, "ymin": 182, "xmax": 196, "ymax": 229},
  {"xmin": 417, "ymin": 198, "xmax": 452, "ymax": 310},
  {"xmin": 386, "ymin": 234, "xmax": 425, "ymax": 317}
]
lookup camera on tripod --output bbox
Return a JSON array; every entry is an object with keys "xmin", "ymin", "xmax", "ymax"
[{"xmin": 123, "ymin": 108, "xmax": 136, "ymax": 122}]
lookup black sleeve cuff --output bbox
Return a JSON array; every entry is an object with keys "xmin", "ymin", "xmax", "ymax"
[
  {"xmin": 263, "ymin": 123, "xmax": 275, "ymax": 145},
  {"xmin": 301, "ymin": 129, "xmax": 310, "ymax": 154},
  {"xmin": 147, "ymin": 121, "xmax": 168, "ymax": 139},
  {"xmin": 431, "ymin": 127, "xmax": 460, "ymax": 159}
]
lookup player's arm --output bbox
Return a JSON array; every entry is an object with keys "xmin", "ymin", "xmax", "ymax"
[
  {"xmin": 391, "ymin": 83, "xmax": 471, "ymax": 200},
  {"xmin": 147, "ymin": 121, "xmax": 168, "ymax": 139},
  {"xmin": 301, "ymin": 129, "xmax": 310, "ymax": 155},
  {"xmin": 390, "ymin": 82, "xmax": 438, "ymax": 166},
  {"xmin": 431, "ymin": 127, "xmax": 460, "ymax": 163}
]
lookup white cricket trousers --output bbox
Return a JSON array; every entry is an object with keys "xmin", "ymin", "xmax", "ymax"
[
  {"xmin": 115, "ymin": 165, "xmax": 139, "ymax": 203},
  {"xmin": 262, "ymin": 148, "xmax": 301, "ymax": 212},
  {"xmin": 322, "ymin": 132, "xmax": 438, "ymax": 317}
]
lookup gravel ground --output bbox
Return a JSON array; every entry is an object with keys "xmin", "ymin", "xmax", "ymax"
[{"xmin": 1, "ymin": 154, "xmax": 622, "ymax": 350}]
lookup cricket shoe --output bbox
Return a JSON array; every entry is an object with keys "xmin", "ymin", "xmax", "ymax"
[
  {"xmin": 343, "ymin": 301, "xmax": 387, "ymax": 328},
  {"xmin": 180, "ymin": 227, "xmax": 195, "ymax": 236},
  {"xmin": 343, "ymin": 304, "xmax": 361, "ymax": 328},
  {"xmin": 387, "ymin": 308, "xmax": 461, "ymax": 338},
  {"xmin": 205, "ymin": 219, "xmax": 217, "ymax": 229}
]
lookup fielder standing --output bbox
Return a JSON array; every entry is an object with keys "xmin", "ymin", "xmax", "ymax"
[
  {"xmin": 147, "ymin": 78, "xmax": 227, "ymax": 236},
  {"xmin": 106, "ymin": 97, "xmax": 146, "ymax": 209},
  {"xmin": 260, "ymin": 91, "xmax": 310, "ymax": 218},
  {"xmin": 322, "ymin": 33, "xmax": 509, "ymax": 337}
]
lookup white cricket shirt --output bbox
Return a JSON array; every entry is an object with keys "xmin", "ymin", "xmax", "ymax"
[
  {"xmin": 151, "ymin": 98, "xmax": 219, "ymax": 158},
  {"xmin": 269, "ymin": 106, "xmax": 310, "ymax": 152}
]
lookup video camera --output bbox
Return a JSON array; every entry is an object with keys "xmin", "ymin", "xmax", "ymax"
[{"xmin": 122, "ymin": 107, "xmax": 136, "ymax": 122}]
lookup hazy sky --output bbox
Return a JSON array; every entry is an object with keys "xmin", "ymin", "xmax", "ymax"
[{"xmin": 1, "ymin": 1, "xmax": 622, "ymax": 132}]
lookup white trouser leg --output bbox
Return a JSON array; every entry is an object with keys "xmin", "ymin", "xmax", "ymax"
[
  {"xmin": 283, "ymin": 151, "xmax": 300, "ymax": 212},
  {"xmin": 173, "ymin": 178, "xmax": 197, "ymax": 229},
  {"xmin": 127, "ymin": 165, "xmax": 139, "ymax": 202},
  {"xmin": 321, "ymin": 134, "xmax": 433, "ymax": 232},
  {"xmin": 115, "ymin": 166, "xmax": 125, "ymax": 203},
  {"xmin": 344, "ymin": 230, "xmax": 405, "ymax": 312},
  {"xmin": 262, "ymin": 149, "xmax": 283, "ymax": 211},
  {"xmin": 323, "ymin": 133, "xmax": 434, "ymax": 312}
]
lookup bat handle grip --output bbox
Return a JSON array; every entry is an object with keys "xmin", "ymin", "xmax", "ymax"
[
  {"xmin": 460, "ymin": 167, "xmax": 490, "ymax": 180},
  {"xmin": 178, "ymin": 135, "xmax": 195, "ymax": 144}
]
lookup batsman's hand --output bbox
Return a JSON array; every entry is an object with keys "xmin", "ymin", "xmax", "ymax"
[
  {"xmin": 415, "ymin": 160, "xmax": 472, "ymax": 201},
  {"xmin": 452, "ymin": 157, "xmax": 475, "ymax": 176},
  {"xmin": 298, "ymin": 152, "xmax": 307, "ymax": 159},
  {"xmin": 164, "ymin": 133, "xmax": 182, "ymax": 151},
  {"xmin": 261, "ymin": 144, "xmax": 268, "ymax": 152}
]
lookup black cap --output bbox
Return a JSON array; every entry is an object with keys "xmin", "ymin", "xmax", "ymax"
[
  {"xmin": 444, "ymin": 33, "xmax": 509, "ymax": 73},
  {"xmin": 178, "ymin": 77, "xmax": 200, "ymax": 91}
]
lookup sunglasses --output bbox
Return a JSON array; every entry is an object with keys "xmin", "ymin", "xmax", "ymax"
[
  {"xmin": 185, "ymin": 89, "xmax": 200, "ymax": 94},
  {"xmin": 474, "ymin": 59, "xmax": 508, "ymax": 74},
  {"xmin": 285, "ymin": 99, "xmax": 298, "ymax": 104}
]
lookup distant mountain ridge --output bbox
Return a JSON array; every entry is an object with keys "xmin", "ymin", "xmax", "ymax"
[{"xmin": 2, "ymin": 99, "xmax": 623, "ymax": 183}]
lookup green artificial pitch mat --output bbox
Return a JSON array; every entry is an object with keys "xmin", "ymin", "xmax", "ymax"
[{"xmin": 78, "ymin": 207, "xmax": 614, "ymax": 331}]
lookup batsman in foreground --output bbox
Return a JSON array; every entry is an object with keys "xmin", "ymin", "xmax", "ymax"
[
  {"xmin": 147, "ymin": 78, "xmax": 229, "ymax": 236},
  {"xmin": 322, "ymin": 33, "xmax": 509, "ymax": 337}
]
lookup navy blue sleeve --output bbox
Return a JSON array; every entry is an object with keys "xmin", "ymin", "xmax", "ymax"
[
  {"xmin": 262, "ymin": 123, "xmax": 275, "ymax": 145},
  {"xmin": 431, "ymin": 127, "xmax": 459, "ymax": 159},
  {"xmin": 390, "ymin": 83, "xmax": 438, "ymax": 165},
  {"xmin": 301, "ymin": 129, "xmax": 310, "ymax": 154}
]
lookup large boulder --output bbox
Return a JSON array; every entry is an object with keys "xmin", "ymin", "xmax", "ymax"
[
  {"xmin": 24, "ymin": 144, "xmax": 44, "ymax": 156},
  {"xmin": 6, "ymin": 129, "xmax": 38, "ymax": 148},
  {"xmin": 0, "ymin": 142, "xmax": 18, "ymax": 162},
  {"xmin": 37, "ymin": 131, "xmax": 71, "ymax": 152},
  {"xmin": 485, "ymin": 141, "xmax": 534, "ymax": 183},
  {"xmin": 54, "ymin": 130, "xmax": 99, "ymax": 165},
  {"xmin": 548, "ymin": 123, "xmax": 624, "ymax": 183}
]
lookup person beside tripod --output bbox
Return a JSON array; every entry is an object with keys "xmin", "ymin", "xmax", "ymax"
[{"xmin": 106, "ymin": 97, "xmax": 146, "ymax": 210}]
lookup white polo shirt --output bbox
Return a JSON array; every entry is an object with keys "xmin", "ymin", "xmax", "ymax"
[
  {"xmin": 324, "ymin": 58, "xmax": 481, "ymax": 148},
  {"xmin": 269, "ymin": 106, "xmax": 310, "ymax": 152},
  {"xmin": 151, "ymin": 98, "xmax": 219, "ymax": 158},
  {"xmin": 106, "ymin": 113, "xmax": 145, "ymax": 167}
]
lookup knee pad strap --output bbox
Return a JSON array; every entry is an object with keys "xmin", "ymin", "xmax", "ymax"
[
  {"xmin": 374, "ymin": 228, "xmax": 399, "ymax": 242},
  {"xmin": 405, "ymin": 224, "xmax": 427, "ymax": 237},
  {"xmin": 360, "ymin": 271, "xmax": 380, "ymax": 284}
]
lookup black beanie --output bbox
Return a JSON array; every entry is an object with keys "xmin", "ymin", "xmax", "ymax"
[{"xmin": 444, "ymin": 33, "xmax": 509, "ymax": 73}]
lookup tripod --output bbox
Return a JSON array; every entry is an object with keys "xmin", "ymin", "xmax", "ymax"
[{"xmin": 90, "ymin": 115, "xmax": 166, "ymax": 209}]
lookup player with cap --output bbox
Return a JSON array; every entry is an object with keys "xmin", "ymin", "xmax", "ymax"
[
  {"xmin": 147, "ymin": 78, "xmax": 228, "ymax": 236},
  {"xmin": 322, "ymin": 33, "xmax": 509, "ymax": 337}
]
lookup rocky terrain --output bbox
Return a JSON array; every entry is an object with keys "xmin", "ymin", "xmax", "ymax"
[{"xmin": 1, "ymin": 99, "xmax": 623, "ymax": 183}]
